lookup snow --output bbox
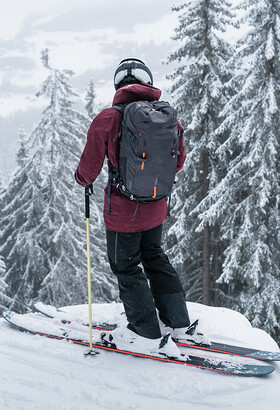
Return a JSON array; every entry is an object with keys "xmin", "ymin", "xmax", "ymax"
[{"xmin": 0, "ymin": 302, "xmax": 279, "ymax": 410}]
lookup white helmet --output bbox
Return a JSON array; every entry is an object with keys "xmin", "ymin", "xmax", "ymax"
[{"xmin": 114, "ymin": 58, "xmax": 153, "ymax": 90}]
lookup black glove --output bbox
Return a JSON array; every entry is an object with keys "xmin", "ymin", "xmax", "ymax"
[
  {"xmin": 75, "ymin": 172, "xmax": 94, "ymax": 194},
  {"xmin": 86, "ymin": 184, "xmax": 94, "ymax": 195}
]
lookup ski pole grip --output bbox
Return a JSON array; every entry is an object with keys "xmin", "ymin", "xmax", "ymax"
[{"xmin": 85, "ymin": 186, "xmax": 90, "ymax": 219}]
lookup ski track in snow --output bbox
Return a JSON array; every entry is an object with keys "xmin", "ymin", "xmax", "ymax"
[{"xmin": 0, "ymin": 302, "xmax": 280, "ymax": 410}]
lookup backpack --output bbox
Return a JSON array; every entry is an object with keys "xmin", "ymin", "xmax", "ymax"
[{"xmin": 107, "ymin": 100, "xmax": 180, "ymax": 216}]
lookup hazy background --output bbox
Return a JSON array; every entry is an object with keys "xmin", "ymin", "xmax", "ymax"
[
  {"xmin": 0, "ymin": 0, "xmax": 182, "ymax": 183},
  {"xmin": 0, "ymin": 0, "xmax": 242, "ymax": 185}
]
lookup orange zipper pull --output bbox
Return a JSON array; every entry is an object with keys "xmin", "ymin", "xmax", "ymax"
[{"xmin": 141, "ymin": 152, "xmax": 146, "ymax": 170}]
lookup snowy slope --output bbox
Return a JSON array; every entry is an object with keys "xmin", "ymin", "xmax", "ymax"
[{"xmin": 0, "ymin": 302, "xmax": 279, "ymax": 410}]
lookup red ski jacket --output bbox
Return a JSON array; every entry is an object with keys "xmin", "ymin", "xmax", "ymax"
[{"xmin": 75, "ymin": 83, "xmax": 186, "ymax": 233}]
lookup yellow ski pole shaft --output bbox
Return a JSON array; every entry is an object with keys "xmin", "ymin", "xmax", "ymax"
[
  {"xmin": 85, "ymin": 185, "xmax": 93, "ymax": 353},
  {"xmin": 86, "ymin": 217, "xmax": 93, "ymax": 351}
]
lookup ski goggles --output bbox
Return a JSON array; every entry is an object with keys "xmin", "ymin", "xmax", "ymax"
[{"xmin": 114, "ymin": 61, "xmax": 153, "ymax": 87}]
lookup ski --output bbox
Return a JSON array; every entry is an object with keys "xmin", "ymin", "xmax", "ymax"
[
  {"xmin": 2, "ymin": 310, "xmax": 275, "ymax": 377},
  {"xmin": 32, "ymin": 301, "xmax": 280, "ymax": 362}
]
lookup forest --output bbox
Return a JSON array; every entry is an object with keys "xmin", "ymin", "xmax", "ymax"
[{"xmin": 0, "ymin": 0, "xmax": 279, "ymax": 345}]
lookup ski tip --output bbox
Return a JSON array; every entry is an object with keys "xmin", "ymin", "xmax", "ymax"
[
  {"xmin": 31, "ymin": 300, "xmax": 42, "ymax": 309},
  {"xmin": 240, "ymin": 364, "xmax": 275, "ymax": 377},
  {"xmin": 2, "ymin": 310, "xmax": 19, "ymax": 327},
  {"xmin": 258, "ymin": 365, "xmax": 275, "ymax": 376},
  {"xmin": 249, "ymin": 351, "xmax": 280, "ymax": 361},
  {"xmin": 2, "ymin": 309, "xmax": 13, "ymax": 320}
]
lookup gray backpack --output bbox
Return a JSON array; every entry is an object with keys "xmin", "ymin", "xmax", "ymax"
[{"xmin": 107, "ymin": 100, "xmax": 180, "ymax": 215}]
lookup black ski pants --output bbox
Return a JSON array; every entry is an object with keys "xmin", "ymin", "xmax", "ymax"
[{"xmin": 106, "ymin": 224, "xmax": 190, "ymax": 339}]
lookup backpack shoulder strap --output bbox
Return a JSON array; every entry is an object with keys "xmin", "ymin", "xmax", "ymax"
[
  {"xmin": 107, "ymin": 104, "xmax": 125, "ymax": 215},
  {"xmin": 111, "ymin": 103, "xmax": 126, "ymax": 133},
  {"xmin": 111, "ymin": 103, "xmax": 125, "ymax": 113}
]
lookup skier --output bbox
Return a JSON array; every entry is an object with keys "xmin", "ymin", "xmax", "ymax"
[{"xmin": 75, "ymin": 58, "xmax": 207, "ymax": 358}]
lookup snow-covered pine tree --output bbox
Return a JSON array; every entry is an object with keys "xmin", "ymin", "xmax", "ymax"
[
  {"xmin": 85, "ymin": 78, "xmax": 97, "ymax": 120},
  {"xmin": 36, "ymin": 50, "xmax": 117, "ymax": 305},
  {"xmin": 0, "ymin": 174, "xmax": 4, "ymax": 194},
  {"xmin": 16, "ymin": 126, "xmax": 28, "ymax": 167},
  {"xmin": 0, "ymin": 256, "xmax": 12, "ymax": 313},
  {"xmin": 194, "ymin": 0, "xmax": 280, "ymax": 343},
  {"xmin": 0, "ymin": 125, "xmax": 38, "ymax": 310},
  {"xmin": 0, "ymin": 49, "xmax": 117, "ymax": 311},
  {"xmin": 165, "ymin": 0, "xmax": 234, "ymax": 304}
]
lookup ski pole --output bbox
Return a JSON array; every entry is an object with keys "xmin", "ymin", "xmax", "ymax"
[{"xmin": 84, "ymin": 184, "xmax": 95, "ymax": 356}]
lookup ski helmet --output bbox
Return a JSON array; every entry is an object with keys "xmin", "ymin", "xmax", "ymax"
[{"xmin": 114, "ymin": 58, "xmax": 153, "ymax": 90}]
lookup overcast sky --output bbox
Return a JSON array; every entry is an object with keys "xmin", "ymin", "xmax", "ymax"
[
  {"xmin": 0, "ymin": 0, "xmax": 189, "ymax": 116},
  {"xmin": 0, "ymin": 0, "xmax": 245, "ymax": 183}
]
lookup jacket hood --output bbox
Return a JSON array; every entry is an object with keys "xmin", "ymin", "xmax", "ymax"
[{"xmin": 112, "ymin": 83, "xmax": 162, "ymax": 105}]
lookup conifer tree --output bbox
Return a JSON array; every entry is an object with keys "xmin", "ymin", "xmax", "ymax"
[
  {"xmin": 85, "ymin": 78, "xmax": 97, "ymax": 120},
  {"xmin": 0, "ymin": 256, "xmax": 12, "ymax": 313},
  {"xmin": 165, "ymin": 0, "xmax": 234, "ymax": 304},
  {"xmin": 195, "ymin": 0, "xmax": 280, "ymax": 342},
  {"xmin": 16, "ymin": 126, "xmax": 29, "ymax": 167},
  {"xmin": 36, "ymin": 50, "xmax": 117, "ymax": 305},
  {"xmin": 0, "ymin": 125, "xmax": 36, "ymax": 310},
  {"xmin": 0, "ymin": 50, "xmax": 117, "ymax": 311}
]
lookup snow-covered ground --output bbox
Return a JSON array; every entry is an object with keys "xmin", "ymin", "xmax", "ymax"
[{"xmin": 0, "ymin": 302, "xmax": 279, "ymax": 410}]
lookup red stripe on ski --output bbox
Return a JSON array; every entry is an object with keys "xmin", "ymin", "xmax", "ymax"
[
  {"xmin": 25, "ymin": 329, "xmax": 254, "ymax": 375},
  {"xmin": 31, "ymin": 302, "xmax": 280, "ymax": 362}
]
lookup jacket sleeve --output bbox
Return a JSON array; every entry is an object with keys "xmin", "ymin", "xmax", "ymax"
[
  {"xmin": 75, "ymin": 110, "xmax": 109, "ymax": 186},
  {"xmin": 176, "ymin": 120, "xmax": 186, "ymax": 172}
]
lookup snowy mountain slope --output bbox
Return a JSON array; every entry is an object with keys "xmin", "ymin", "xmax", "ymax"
[{"xmin": 0, "ymin": 302, "xmax": 279, "ymax": 410}]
